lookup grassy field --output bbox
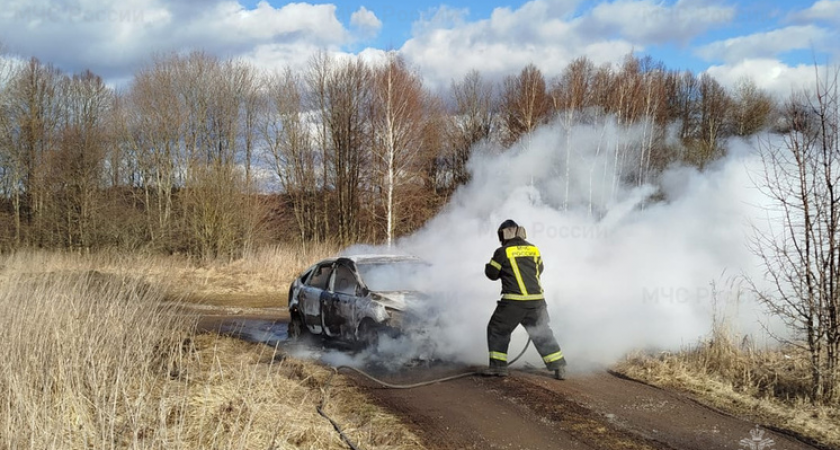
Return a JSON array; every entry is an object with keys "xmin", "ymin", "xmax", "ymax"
[
  {"xmin": 614, "ymin": 324, "xmax": 840, "ymax": 449},
  {"xmin": 2, "ymin": 248, "xmax": 837, "ymax": 449},
  {"xmin": 0, "ymin": 248, "xmax": 425, "ymax": 450}
]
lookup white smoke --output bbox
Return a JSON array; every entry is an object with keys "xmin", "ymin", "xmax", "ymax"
[{"xmin": 365, "ymin": 116, "xmax": 786, "ymax": 372}]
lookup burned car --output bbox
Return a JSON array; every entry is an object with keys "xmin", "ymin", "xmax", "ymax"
[{"xmin": 287, "ymin": 254, "xmax": 429, "ymax": 346}]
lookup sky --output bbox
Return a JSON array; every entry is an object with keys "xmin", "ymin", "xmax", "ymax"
[{"xmin": 1, "ymin": 0, "xmax": 837, "ymax": 96}]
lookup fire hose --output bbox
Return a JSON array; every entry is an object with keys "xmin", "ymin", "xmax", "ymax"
[{"xmin": 317, "ymin": 338, "xmax": 532, "ymax": 450}]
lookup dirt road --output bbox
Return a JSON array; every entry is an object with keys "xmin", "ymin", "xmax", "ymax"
[{"xmin": 200, "ymin": 316, "xmax": 824, "ymax": 450}]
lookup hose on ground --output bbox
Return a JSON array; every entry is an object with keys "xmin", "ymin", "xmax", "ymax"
[
  {"xmin": 317, "ymin": 370, "xmax": 365, "ymax": 450},
  {"xmin": 336, "ymin": 337, "xmax": 532, "ymax": 389},
  {"xmin": 336, "ymin": 366, "xmax": 476, "ymax": 389},
  {"xmin": 316, "ymin": 338, "xmax": 532, "ymax": 450}
]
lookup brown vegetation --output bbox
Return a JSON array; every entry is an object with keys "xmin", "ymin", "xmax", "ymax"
[
  {"xmin": 616, "ymin": 329, "xmax": 840, "ymax": 449},
  {"xmin": 751, "ymin": 67, "xmax": 840, "ymax": 404},
  {"xmin": 0, "ymin": 250, "xmax": 422, "ymax": 450},
  {"xmin": 0, "ymin": 47, "xmax": 777, "ymax": 256}
]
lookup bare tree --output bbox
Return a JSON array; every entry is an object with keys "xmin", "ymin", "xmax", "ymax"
[
  {"xmin": 417, "ymin": 94, "xmax": 450, "ymax": 212},
  {"xmin": 370, "ymin": 54, "xmax": 427, "ymax": 246},
  {"xmin": 752, "ymin": 66, "xmax": 840, "ymax": 403},
  {"xmin": 551, "ymin": 57, "xmax": 597, "ymax": 210},
  {"xmin": 671, "ymin": 70, "xmax": 700, "ymax": 144},
  {"xmin": 448, "ymin": 69, "xmax": 494, "ymax": 186},
  {"xmin": 4, "ymin": 59, "xmax": 64, "ymax": 245},
  {"xmin": 177, "ymin": 54, "xmax": 263, "ymax": 259},
  {"xmin": 121, "ymin": 54, "xmax": 185, "ymax": 248},
  {"xmin": 197, "ymin": 58, "xmax": 263, "ymax": 256},
  {"xmin": 0, "ymin": 45, "xmax": 785, "ymax": 253},
  {"xmin": 611, "ymin": 55, "xmax": 644, "ymax": 125},
  {"xmin": 551, "ymin": 57, "xmax": 595, "ymax": 117},
  {"xmin": 499, "ymin": 64, "xmax": 552, "ymax": 146},
  {"xmin": 50, "ymin": 71, "xmax": 112, "ymax": 248},
  {"xmin": 731, "ymin": 77, "xmax": 774, "ymax": 136},
  {"xmin": 119, "ymin": 52, "xmax": 264, "ymax": 256},
  {"xmin": 307, "ymin": 52, "xmax": 372, "ymax": 245},
  {"xmin": 0, "ymin": 45, "xmax": 19, "ymax": 247},
  {"xmin": 636, "ymin": 57, "xmax": 669, "ymax": 186},
  {"xmin": 262, "ymin": 67, "xmax": 321, "ymax": 243},
  {"xmin": 697, "ymin": 73, "xmax": 731, "ymax": 165}
]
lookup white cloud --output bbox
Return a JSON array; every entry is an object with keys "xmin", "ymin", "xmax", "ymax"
[
  {"xmin": 398, "ymin": 0, "xmax": 742, "ymax": 90},
  {"xmin": 350, "ymin": 6, "xmax": 382, "ymax": 38},
  {"xmin": 789, "ymin": 0, "xmax": 840, "ymax": 25},
  {"xmin": 239, "ymin": 42, "xmax": 325, "ymax": 77},
  {"xmin": 194, "ymin": 1, "xmax": 348, "ymax": 44},
  {"xmin": 0, "ymin": 0, "xmax": 353, "ymax": 81},
  {"xmin": 582, "ymin": 0, "xmax": 735, "ymax": 45},
  {"xmin": 1, "ymin": 0, "xmax": 833, "ymax": 99},
  {"xmin": 239, "ymin": 45, "xmax": 392, "ymax": 85},
  {"xmin": 696, "ymin": 25, "xmax": 833, "ymax": 63},
  {"xmin": 400, "ymin": 0, "xmax": 640, "ymax": 90},
  {"xmin": 704, "ymin": 58, "xmax": 824, "ymax": 98},
  {"xmin": 410, "ymin": 5, "xmax": 470, "ymax": 36}
]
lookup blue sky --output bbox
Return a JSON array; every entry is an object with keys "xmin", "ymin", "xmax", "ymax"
[{"xmin": 1, "ymin": 0, "xmax": 837, "ymax": 96}]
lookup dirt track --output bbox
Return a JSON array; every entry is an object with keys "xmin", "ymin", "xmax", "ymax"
[
  {"xmin": 200, "ymin": 316, "xmax": 825, "ymax": 450},
  {"xmin": 354, "ymin": 368, "xmax": 822, "ymax": 450}
]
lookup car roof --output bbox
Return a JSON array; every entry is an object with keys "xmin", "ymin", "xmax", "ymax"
[
  {"xmin": 346, "ymin": 254, "xmax": 423, "ymax": 265},
  {"xmin": 312, "ymin": 254, "xmax": 423, "ymax": 266}
]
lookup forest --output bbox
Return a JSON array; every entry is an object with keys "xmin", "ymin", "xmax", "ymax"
[{"xmin": 0, "ymin": 48, "xmax": 777, "ymax": 257}]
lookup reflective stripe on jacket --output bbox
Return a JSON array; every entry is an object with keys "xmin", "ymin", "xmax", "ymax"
[{"xmin": 484, "ymin": 237, "xmax": 544, "ymax": 300}]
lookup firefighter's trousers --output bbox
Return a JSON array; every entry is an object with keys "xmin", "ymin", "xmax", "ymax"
[{"xmin": 487, "ymin": 299, "xmax": 565, "ymax": 370}]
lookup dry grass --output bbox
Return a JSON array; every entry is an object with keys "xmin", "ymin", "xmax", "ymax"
[
  {"xmin": 615, "ymin": 325, "xmax": 840, "ymax": 449},
  {"xmin": 0, "ymin": 250, "xmax": 424, "ymax": 450},
  {"xmin": 152, "ymin": 242, "xmax": 340, "ymax": 308}
]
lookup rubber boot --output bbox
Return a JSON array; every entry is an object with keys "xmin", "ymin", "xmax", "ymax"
[
  {"xmin": 550, "ymin": 357, "xmax": 567, "ymax": 380},
  {"xmin": 481, "ymin": 360, "xmax": 509, "ymax": 377}
]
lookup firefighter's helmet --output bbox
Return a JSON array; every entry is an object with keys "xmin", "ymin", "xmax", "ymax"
[{"xmin": 497, "ymin": 219, "xmax": 526, "ymax": 243}]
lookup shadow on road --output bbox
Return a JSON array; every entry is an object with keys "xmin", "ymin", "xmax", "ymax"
[{"xmin": 198, "ymin": 317, "xmax": 290, "ymax": 347}]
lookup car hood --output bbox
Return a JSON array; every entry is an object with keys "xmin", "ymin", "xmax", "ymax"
[{"xmin": 370, "ymin": 291, "xmax": 425, "ymax": 311}]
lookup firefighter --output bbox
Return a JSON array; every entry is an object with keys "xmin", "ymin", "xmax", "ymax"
[{"xmin": 482, "ymin": 219, "xmax": 567, "ymax": 379}]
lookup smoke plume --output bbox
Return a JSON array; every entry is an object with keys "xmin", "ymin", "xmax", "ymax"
[{"xmin": 357, "ymin": 116, "xmax": 783, "ymax": 373}]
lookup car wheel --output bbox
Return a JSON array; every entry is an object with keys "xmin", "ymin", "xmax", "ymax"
[
  {"xmin": 357, "ymin": 319, "xmax": 381, "ymax": 348},
  {"xmin": 287, "ymin": 312, "xmax": 308, "ymax": 342}
]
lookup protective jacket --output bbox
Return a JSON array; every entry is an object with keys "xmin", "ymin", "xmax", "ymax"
[{"xmin": 484, "ymin": 237, "xmax": 544, "ymax": 301}]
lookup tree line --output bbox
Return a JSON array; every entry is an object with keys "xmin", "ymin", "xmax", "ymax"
[{"xmin": 0, "ymin": 48, "xmax": 777, "ymax": 257}]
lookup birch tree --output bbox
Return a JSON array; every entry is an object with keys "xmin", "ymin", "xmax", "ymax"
[
  {"xmin": 697, "ymin": 73, "xmax": 731, "ymax": 166},
  {"xmin": 449, "ymin": 69, "xmax": 494, "ymax": 186},
  {"xmin": 551, "ymin": 57, "xmax": 596, "ymax": 210},
  {"xmin": 731, "ymin": 77, "xmax": 774, "ymax": 137},
  {"xmin": 370, "ymin": 54, "xmax": 427, "ymax": 246},
  {"xmin": 500, "ymin": 64, "xmax": 552, "ymax": 146}
]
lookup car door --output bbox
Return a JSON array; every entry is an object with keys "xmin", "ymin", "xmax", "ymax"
[
  {"xmin": 300, "ymin": 262, "xmax": 333, "ymax": 334},
  {"xmin": 323, "ymin": 260, "xmax": 359, "ymax": 338}
]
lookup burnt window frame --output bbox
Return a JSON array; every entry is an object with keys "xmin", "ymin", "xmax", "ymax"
[
  {"xmin": 330, "ymin": 262, "xmax": 359, "ymax": 295},
  {"xmin": 306, "ymin": 263, "xmax": 334, "ymax": 290}
]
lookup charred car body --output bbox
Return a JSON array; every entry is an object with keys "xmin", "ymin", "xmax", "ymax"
[{"xmin": 287, "ymin": 255, "xmax": 429, "ymax": 346}]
